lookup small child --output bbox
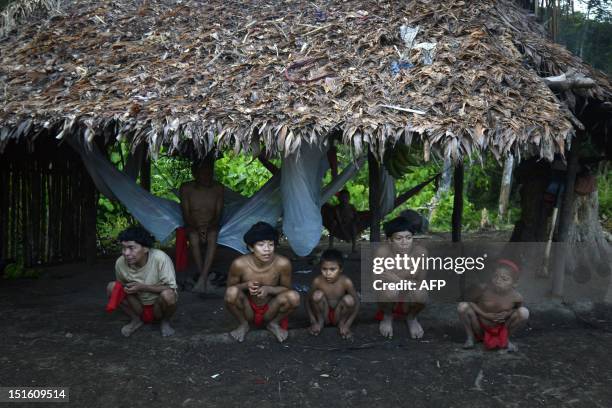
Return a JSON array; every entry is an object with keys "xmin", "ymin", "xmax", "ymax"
[
  {"xmin": 457, "ymin": 259, "xmax": 530, "ymax": 352},
  {"xmin": 307, "ymin": 249, "xmax": 359, "ymax": 339}
]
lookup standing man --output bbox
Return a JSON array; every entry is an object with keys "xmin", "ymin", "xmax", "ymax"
[
  {"xmin": 106, "ymin": 226, "xmax": 178, "ymax": 337},
  {"xmin": 224, "ymin": 222, "xmax": 301, "ymax": 343},
  {"xmin": 179, "ymin": 157, "xmax": 224, "ymax": 293}
]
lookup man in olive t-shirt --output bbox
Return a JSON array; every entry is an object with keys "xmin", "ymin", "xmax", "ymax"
[{"xmin": 106, "ymin": 226, "xmax": 178, "ymax": 337}]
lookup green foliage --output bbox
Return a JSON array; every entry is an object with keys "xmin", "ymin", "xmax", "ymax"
[
  {"xmin": 95, "ymin": 142, "xmax": 523, "ymax": 253},
  {"xmin": 3, "ymin": 262, "xmax": 41, "ymax": 279},
  {"xmin": 214, "ymin": 152, "xmax": 274, "ymax": 197},
  {"xmin": 599, "ymin": 165, "xmax": 612, "ymax": 227},
  {"xmin": 555, "ymin": 4, "xmax": 612, "ymax": 76}
]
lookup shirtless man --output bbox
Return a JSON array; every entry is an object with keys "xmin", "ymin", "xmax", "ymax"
[
  {"xmin": 105, "ymin": 226, "xmax": 178, "ymax": 337},
  {"xmin": 179, "ymin": 158, "xmax": 224, "ymax": 293},
  {"xmin": 457, "ymin": 259, "xmax": 529, "ymax": 352},
  {"xmin": 307, "ymin": 249, "xmax": 359, "ymax": 339},
  {"xmin": 375, "ymin": 216, "xmax": 428, "ymax": 339},
  {"xmin": 224, "ymin": 222, "xmax": 300, "ymax": 343}
]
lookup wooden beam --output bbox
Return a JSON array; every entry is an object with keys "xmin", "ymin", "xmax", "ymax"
[
  {"xmin": 498, "ymin": 154, "xmax": 514, "ymax": 221},
  {"xmin": 368, "ymin": 151, "xmax": 381, "ymax": 242},
  {"xmin": 544, "ymin": 69, "xmax": 596, "ymax": 92}
]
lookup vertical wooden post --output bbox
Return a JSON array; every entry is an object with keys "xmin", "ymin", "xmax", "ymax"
[
  {"xmin": 368, "ymin": 150, "xmax": 382, "ymax": 242},
  {"xmin": 498, "ymin": 154, "xmax": 514, "ymax": 221},
  {"xmin": 452, "ymin": 163, "xmax": 465, "ymax": 299},
  {"xmin": 552, "ymin": 138, "xmax": 580, "ymax": 297}
]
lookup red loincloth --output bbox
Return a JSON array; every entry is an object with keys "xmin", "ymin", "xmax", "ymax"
[
  {"xmin": 140, "ymin": 305, "xmax": 156, "ymax": 324},
  {"xmin": 175, "ymin": 227, "xmax": 189, "ymax": 272},
  {"xmin": 374, "ymin": 302, "xmax": 407, "ymax": 321},
  {"xmin": 328, "ymin": 307, "xmax": 337, "ymax": 326},
  {"xmin": 475, "ymin": 319, "xmax": 509, "ymax": 350},
  {"xmin": 248, "ymin": 297, "xmax": 289, "ymax": 330},
  {"xmin": 105, "ymin": 281, "xmax": 157, "ymax": 324}
]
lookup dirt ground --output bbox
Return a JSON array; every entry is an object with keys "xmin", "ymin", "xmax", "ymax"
[{"xmin": 1, "ymin": 237, "xmax": 612, "ymax": 408}]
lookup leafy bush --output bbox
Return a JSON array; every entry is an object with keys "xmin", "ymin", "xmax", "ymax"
[{"xmin": 3, "ymin": 262, "xmax": 41, "ymax": 279}]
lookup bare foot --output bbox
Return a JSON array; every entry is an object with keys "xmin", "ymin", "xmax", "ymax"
[
  {"xmin": 339, "ymin": 324, "xmax": 353, "ymax": 340},
  {"xmin": 160, "ymin": 320, "xmax": 175, "ymax": 337},
  {"xmin": 309, "ymin": 320, "xmax": 323, "ymax": 336},
  {"xmin": 191, "ymin": 276, "xmax": 207, "ymax": 293},
  {"xmin": 267, "ymin": 321, "xmax": 289, "ymax": 343},
  {"xmin": 407, "ymin": 318, "xmax": 424, "ymax": 339},
  {"xmin": 230, "ymin": 322, "xmax": 249, "ymax": 342},
  {"xmin": 379, "ymin": 314, "xmax": 393, "ymax": 338},
  {"xmin": 507, "ymin": 341, "xmax": 518, "ymax": 352},
  {"xmin": 463, "ymin": 337, "xmax": 475, "ymax": 349},
  {"xmin": 121, "ymin": 318, "xmax": 144, "ymax": 337}
]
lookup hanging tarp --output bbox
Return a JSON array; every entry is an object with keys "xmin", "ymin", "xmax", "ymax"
[
  {"xmin": 281, "ymin": 143, "xmax": 329, "ymax": 256},
  {"xmin": 68, "ymin": 136, "xmax": 184, "ymax": 243},
  {"xmin": 217, "ymin": 174, "xmax": 283, "ymax": 254}
]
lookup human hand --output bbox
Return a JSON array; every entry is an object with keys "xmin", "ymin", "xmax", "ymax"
[
  {"xmin": 248, "ymin": 281, "xmax": 261, "ymax": 296},
  {"xmin": 124, "ymin": 282, "xmax": 144, "ymax": 294},
  {"xmin": 255, "ymin": 285, "xmax": 270, "ymax": 298},
  {"xmin": 491, "ymin": 311, "xmax": 509, "ymax": 323}
]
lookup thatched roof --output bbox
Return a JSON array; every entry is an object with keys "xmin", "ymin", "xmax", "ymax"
[{"xmin": 1, "ymin": 0, "xmax": 610, "ymax": 160}]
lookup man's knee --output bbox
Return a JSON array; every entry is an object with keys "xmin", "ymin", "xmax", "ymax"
[
  {"xmin": 341, "ymin": 294, "xmax": 356, "ymax": 308},
  {"xmin": 311, "ymin": 290, "xmax": 324, "ymax": 303},
  {"xmin": 457, "ymin": 302, "xmax": 471, "ymax": 314},
  {"xmin": 282, "ymin": 290, "xmax": 300, "ymax": 308},
  {"xmin": 225, "ymin": 286, "xmax": 241, "ymax": 304},
  {"xmin": 516, "ymin": 306, "xmax": 529, "ymax": 321},
  {"xmin": 106, "ymin": 281, "xmax": 116, "ymax": 297},
  {"xmin": 160, "ymin": 289, "xmax": 177, "ymax": 306}
]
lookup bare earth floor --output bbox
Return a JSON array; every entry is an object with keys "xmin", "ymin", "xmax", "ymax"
[{"xmin": 1, "ymin": 240, "xmax": 612, "ymax": 408}]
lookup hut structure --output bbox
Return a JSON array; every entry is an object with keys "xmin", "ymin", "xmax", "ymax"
[{"xmin": 1, "ymin": 0, "xmax": 610, "ymax": 287}]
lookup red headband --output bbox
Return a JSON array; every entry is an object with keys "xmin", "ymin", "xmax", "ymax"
[{"xmin": 497, "ymin": 259, "xmax": 520, "ymax": 275}]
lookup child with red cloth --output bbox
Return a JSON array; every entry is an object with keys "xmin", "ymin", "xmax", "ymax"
[
  {"xmin": 307, "ymin": 249, "xmax": 359, "ymax": 339},
  {"xmin": 457, "ymin": 259, "xmax": 529, "ymax": 352}
]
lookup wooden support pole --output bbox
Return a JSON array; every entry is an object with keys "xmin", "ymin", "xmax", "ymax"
[
  {"xmin": 498, "ymin": 154, "xmax": 514, "ymax": 221},
  {"xmin": 552, "ymin": 138, "xmax": 580, "ymax": 297},
  {"xmin": 452, "ymin": 163, "xmax": 465, "ymax": 299},
  {"xmin": 368, "ymin": 151, "xmax": 382, "ymax": 242}
]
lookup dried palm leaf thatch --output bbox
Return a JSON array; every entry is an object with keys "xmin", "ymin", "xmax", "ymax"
[
  {"xmin": 0, "ymin": 0, "xmax": 610, "ymax": 161},
  {"xmin": 0, "ymin": 0, "xmax": 63, "ymax": 38}
]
